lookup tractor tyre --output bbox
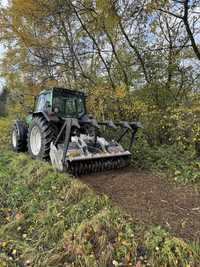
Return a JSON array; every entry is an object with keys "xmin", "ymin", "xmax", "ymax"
[
  {"xmin": 11, "ymin": 121, "xmax": 28, "ymax": 152},
  {"xmin": 27, "ymin": 116, "xmax": 58, "ymax": 160}
]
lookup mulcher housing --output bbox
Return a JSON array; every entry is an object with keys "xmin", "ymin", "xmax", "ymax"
[{"xmin": 11, "ymin": 87, "xmax": 141, "ymax": 176}]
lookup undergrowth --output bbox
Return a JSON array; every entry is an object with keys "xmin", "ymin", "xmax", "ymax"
[
  {"xmin": 132, "ymin": 133, "xmax": 200, "ymax": 184},
  {"xmin": 0, "ymin": 151, "xmax": 199, "ymax": 267},
  {"xmin": 0, "ymin": 118, "xmax": 11, "ymax": 150}
]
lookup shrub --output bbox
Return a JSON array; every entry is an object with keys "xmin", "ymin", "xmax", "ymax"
[{"xmin": 0, "ymin": 118, "xmax": 11, "ymax": 150}]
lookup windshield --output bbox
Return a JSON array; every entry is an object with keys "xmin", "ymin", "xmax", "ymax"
[{"xmin": 53, "ymin": 93, "xmax": 85, "ymax": 118}]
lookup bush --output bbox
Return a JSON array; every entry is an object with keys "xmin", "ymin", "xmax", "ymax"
[
  {"xmin": 131, "ymin": 133, "xmax": 200, "ymax": 184},
  {"xmin": 0, "ymin": 118, "xmax": 11, "ymax": 150}
]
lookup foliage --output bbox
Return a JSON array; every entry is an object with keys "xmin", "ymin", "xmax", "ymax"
[
  {"xmin": 87, "ymin": 85, "xmax": 140, "ymax": 121},
  {"xmin": 88, "ymin": 85, "xmax": 200, "ymax": 147},
  {"xmin": 141, "ymin": 98, "xmax": 200, "ymax": 148},
  {"xmin": 0, "ymin": 118, "xmax": 11, "ymax": 150},
  {"xmin": 144, "ymin": 227, "xmax": 197, "ymax": 267},
  {"xmin": 132, "ymin": 135, "xmax": 200, "ymax": 184},
  {"xmin": 0, "ymin": 0, "xmax": 199, "ymax": 93}
]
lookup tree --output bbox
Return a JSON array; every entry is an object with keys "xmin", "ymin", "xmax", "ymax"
[
  {"xmin": 0, "ymin": 0, "xmax": 199, "ymax": 103},
  {"xmin": 154, "ymin": 0, "xmax": 200, "ymax": 60},
  {"xmin": 0, "ymin": 87, "xmax": 7, "ymax": 116}
]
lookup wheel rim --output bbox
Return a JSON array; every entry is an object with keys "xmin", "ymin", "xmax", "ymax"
[
  {"xmin": 30, "ymin": 126, "xmax": 42, "ymax": 156},
  {"xmin": 12, "ymin": 129, "xmax": 17, "ymax": 148}
]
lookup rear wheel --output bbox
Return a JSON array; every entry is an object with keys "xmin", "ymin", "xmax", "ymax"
[
  {"xmin": 11, "ymin": 121, "xmax": 28, "ymax": 152},
  {"xmin": 27, "ymin": 116, "xmax": 57, "ymax": 160}
]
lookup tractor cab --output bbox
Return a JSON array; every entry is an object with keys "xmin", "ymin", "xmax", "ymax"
[{"xmin": 34, "ymin": 88, "xmax": 86, "ymax": 119}]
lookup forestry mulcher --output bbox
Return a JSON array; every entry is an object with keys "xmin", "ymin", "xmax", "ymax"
[{"xmin": 11, "ymin": 88, "xmax": 141, "ymax": 176}]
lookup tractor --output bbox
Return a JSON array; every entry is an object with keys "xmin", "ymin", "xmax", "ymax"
[{"xmin": 11, "ymin": 87, "xmax": 141, "ymax": 175}]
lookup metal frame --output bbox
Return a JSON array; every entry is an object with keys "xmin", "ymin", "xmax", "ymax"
[{"xmin": 54, "ymin": 118, "xmax": 80, "ymax": 164}]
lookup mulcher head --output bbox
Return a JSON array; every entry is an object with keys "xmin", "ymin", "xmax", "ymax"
[{"xmin": 50, "ymin": 117, "xmax": 141, "ymax": 176}]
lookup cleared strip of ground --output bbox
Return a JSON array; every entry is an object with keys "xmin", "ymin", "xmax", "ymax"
[{"xmin": 83, "ymin": 168, "xmax": 200, "ymax": 242}]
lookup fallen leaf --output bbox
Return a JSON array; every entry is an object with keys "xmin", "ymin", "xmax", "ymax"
[{"xmin": 15, "ymin": 212, "xmax": 24, "ymax": 221}]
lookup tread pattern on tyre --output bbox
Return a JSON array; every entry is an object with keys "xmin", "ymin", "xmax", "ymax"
[
  {"xmin": 12, "ymin": 121, "xmax": 28, "ymax": 152},
  {"xmin": 27, "ymin": 116, "xmax": 58, "ymax": 160}
]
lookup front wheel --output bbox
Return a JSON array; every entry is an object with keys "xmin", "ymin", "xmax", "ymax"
[{"xmin": 27, "ymin": 116, "xmax": 57, "ymax": 160}]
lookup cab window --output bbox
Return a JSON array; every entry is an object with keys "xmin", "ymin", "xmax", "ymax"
[{"xmin": 53, "ymin": 95, "xmax": 85, "ymax": 118}]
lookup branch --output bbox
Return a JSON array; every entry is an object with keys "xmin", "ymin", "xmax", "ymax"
[
  {"xmin": 104, "ymin": 28, "xmax": 129, "ymax": 86},
  {"xmin": 159, "ymin": 1, "xmax": 200, "ymax": 60},
  {"xmin": 182, "ymin": 0, "xmax": 200, "ymax": 60},
  {"xmin": 119, "ymin": 20, "xmax": 150, "ymax": 84},
  {"xmin": 72, "ymin": 4, "xmax": 116, "ymax": 89},
  {"xmin": 158, "ymin": 8, "xmax": 183, "ymax": 19}
]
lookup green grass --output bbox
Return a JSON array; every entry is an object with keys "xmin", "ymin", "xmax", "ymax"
[{"xmin": 0, "ymin": 151, "xmax": 199, "ymax": 267}]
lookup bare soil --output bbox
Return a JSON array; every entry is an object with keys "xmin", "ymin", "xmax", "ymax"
[{"xmin": 82, "ymin": 168, "xmax": 200, "ymax": 242}]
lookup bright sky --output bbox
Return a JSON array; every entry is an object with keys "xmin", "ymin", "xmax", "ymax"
[
  {"xmin": 0, "ymin": 0, "xmax": 8, "ymax": 7},
  {"xmin": 0, "ymin": 45, "xmax": 4, "ymax": 55}
]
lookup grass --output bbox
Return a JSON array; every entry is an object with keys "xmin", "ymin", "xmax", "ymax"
[{"xmin": 0, "ymin": 151, "xmax": 199, "ymax": 267}]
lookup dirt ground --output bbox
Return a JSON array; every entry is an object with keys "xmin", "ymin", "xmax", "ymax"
[{"xmin": 82, "ymin": 168, "xmax": 200, "ymax": 242}]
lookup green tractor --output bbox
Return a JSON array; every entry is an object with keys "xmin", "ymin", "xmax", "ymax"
[{"xmin": 11, "ymin": 87, "xmax": 141, "ymax": 175}]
